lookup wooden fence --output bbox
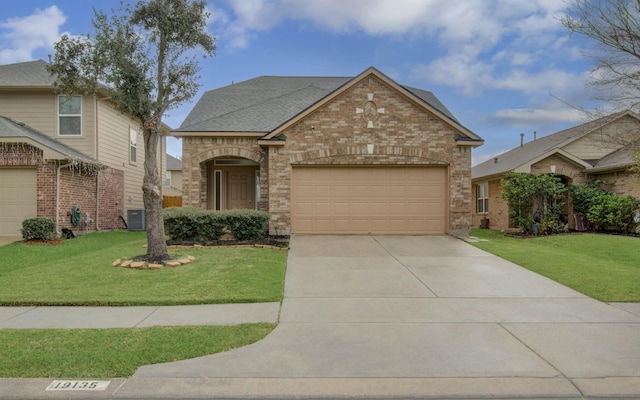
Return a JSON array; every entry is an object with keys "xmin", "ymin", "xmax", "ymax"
[{"xmin": 162, "ymin": 196, "xmax": 182, "ymax": 208}]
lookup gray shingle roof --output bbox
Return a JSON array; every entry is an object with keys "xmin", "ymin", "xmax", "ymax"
[
  {"xmin": 175, "ymin": 75, "xmax": 459, "ymax": 133},
  {"xmin": 472, "ymin": 111, "xmax": 631, "ymax": 179},
  {"xmin": 166, "ymin": 153, "xmax": 182, "ymax": 170},
  {"xmin": 0, "ymin": 115, "xmax": 100, "ymax": 164},
  {"xmin": 0, "ymin": 60, "xmax": 54, "ymax": 86}
]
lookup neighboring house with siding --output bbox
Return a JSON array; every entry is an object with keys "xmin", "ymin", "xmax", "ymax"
[
  {"xmin": 163, "ymin": 154, "xmax": 182, "ymax": 197},
  {"xmin": 471, "ymin": 110, "xmax": 640, "ymax": 230},
  {"xmin": 0, "ymin": 59, "xmax": 165, "ymax": 236},
  {"xmin": 174, "ymin": 67, "xmax": 483, "ymax": 235}
]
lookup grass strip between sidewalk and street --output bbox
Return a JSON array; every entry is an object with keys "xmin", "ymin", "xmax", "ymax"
[
  {"xmin": 469, "ymin": 229, "xmax": 640, "ymax": 302},
  {"xmin": 0, "ymin": 231, "xmax": 286, "ymax": 306},
  {"xmin": 0, "ymin": 323, "xmax": 276, "ymax": 378}
]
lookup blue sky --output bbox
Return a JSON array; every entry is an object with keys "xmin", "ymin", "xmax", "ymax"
[{"xmin": 0, "ymin": 0, "xmax": 601, "ymax": 165}]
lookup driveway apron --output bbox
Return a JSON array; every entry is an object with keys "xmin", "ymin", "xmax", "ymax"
[{"xmin": 132, "ymin": 235, "xmax": 640, "ymax": 398}]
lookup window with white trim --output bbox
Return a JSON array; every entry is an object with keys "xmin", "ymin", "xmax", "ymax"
[
  {"xmin": 163, "ymin": 171, "xmax": 172, "ymax": 187},
  {"xmin": 129, "ymin": 128, "xmax": 137, "ymax": 163},
  {"xmin": 58, "ymin": 95, "xmax": 82, "ymax": 135},
  {"xmin": 477, "ymin": 182, "xmax": 489, "ymax": 213}
]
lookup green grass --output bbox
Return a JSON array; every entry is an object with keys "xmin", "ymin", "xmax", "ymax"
[
  {"xmin": 0, "ymin": 231, "xmax": 287, "ymax": 306},
  {"xmin": 469, "ymin": 229, "xmax": 640, "ymax": 302},
  {"xmin": 0, "ymin": 324, "xmax": 276, "ymax": 378}
]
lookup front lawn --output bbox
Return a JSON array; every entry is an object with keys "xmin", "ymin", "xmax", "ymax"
[
  {"xmin": 0, "ymin": 231, "xmax": 287, "ymax": 306},
  {"xmin": 469, "ymin": 229, "xmax": 640, "ymax": 302},
  {"xmin": 0, "ymin": 324, "xmax": 275, "ymax": 378}
]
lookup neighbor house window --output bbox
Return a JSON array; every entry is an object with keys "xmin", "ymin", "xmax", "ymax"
[
  {"xmin": 163, "ymin": 171, "xmax": 172, "ymax": 187},
  {"xmin": 477, "ymin": 182, "xmax": 489, "ymax": 213},
  {"xmin": 58, "ymin": 95, "xmax": 82, "ymax": 135},
  {"xmin": 129, "ymin": 128, "xmax": 137, "ymax": 163}
]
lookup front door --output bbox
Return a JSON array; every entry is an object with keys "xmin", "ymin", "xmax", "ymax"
[{"xmin": 226, "ymin": 169, "xmax": 255, "ymax": 209}]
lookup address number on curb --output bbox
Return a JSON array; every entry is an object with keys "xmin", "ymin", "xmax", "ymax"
[{"xmin": 46, "ymin": 380, "xmax": 110, "ymax": 391}]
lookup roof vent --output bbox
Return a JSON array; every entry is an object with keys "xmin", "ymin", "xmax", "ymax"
[
  {"xmin": 520, "ymin": 132, "xmax": 524, "ymax": 147},
  {"xmin": 494, "ymin": 157, "xmax": 498, "ymax": 164}
]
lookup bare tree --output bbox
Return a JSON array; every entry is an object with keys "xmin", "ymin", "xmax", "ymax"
[
  {"xmin": 47, "ymin": 0, "xmax": 215, "ymax": 262},
  {"xmin": 562, "ymin": 0, "xmax": 640, "ymax": 110}
]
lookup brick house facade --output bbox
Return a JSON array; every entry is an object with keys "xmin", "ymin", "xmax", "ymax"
[
  {"xmin": 177, "ymin": 67, "xmax": 483, "ymax": 235},
  {"xmin": 472, "ymin": 111, "xmax": 640, "ymax": 230}
]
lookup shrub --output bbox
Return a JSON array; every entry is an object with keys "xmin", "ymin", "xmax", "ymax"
[
  {"xmin": 163, "ymin": 208, "xmax": 269, "ymax": 241},
  {"xmin": 501, "ymin": 172, "xmax": 567, "ymax": 234},
  {"xmin": 586, "ymin": 193, "xmax": 640, "ymax": 233},
  {"xmin": 223, "ymin": 209, "xmax": 270, "ymax": 240},
  {"xmin": 163, "ymin": 207, "xmax": 226, "ymax": 241},
  {"xmin": 21, "ymin": 217, "xmax": 57, "ymax": 241}
]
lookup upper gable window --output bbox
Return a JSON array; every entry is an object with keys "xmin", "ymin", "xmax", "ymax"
[{"xmin": 58, "ymin": 96, "xmax": 82, "ymax": 136}]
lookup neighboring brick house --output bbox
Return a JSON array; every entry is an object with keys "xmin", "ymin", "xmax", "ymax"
[
  {"xmin": 0, "ymin": 60, "xmax": 165, "ymax": 236},
  {"xmin": 173, "ymin": 67, "xmax": 483, "ymax": 235},
  {"xmin": 472, "ymin": 111, "xmax": 640, "ymax": 230}
]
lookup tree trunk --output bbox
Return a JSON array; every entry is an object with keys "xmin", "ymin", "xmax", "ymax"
[{"xmin": 142, "ymin": 127, "xmax": 169, "ymax": 262}]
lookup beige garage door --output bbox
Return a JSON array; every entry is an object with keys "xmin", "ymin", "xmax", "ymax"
[
  {"xmin": 0, "ymin": 168, "xmax": 37, "ymax": 236},
  {"xmin": 291, "ymin": 166, "xmax": 447, "ymax": 234}
]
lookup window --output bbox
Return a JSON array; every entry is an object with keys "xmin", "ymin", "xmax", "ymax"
[
  {"xmin": 214, "ymin": 170, "xmax": 222, "ymax": 210},
  {"xmin": 163, "ymin": 171, "xmax": 172, "ymax": 187},
  {"xmin": 58, "ymin": 96, "xmax": 82, "ymax": 135},
  {"xmin": 477, "ymin": 182, "xmax": 489, "ymax": 213},
  {"xmin": 129, "ymin": 128, "xmax": 137, "ymax": 163}
]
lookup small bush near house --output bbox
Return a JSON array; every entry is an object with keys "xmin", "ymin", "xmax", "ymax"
[
  {"xmin": 501, "ymin": 172, "xmax": 567, "ymax": 234},
  {"xmin": 21, "ymin": 217, "xmax": 57, "ymax": 241},
  {"xmin": 163, "ymin": 207, "xmax": 225, "ymax": 241},
  {"xmin": 571, "ymin": 182, "xmax": 640, "ymax": 234},
  {"xmin": 224, "ymin": 209, "xmax": 270, "ymax": 241},
  {"xmin": 164, "ymin": 208, "xmax": 270, "ymax": 241}
]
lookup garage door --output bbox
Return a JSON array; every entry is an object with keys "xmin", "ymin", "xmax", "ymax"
[
  {"xmin": 0, "ymin": 168, "xmax": 37, "ymax": 236},
  {"xmin": 291, "ymin": 166, "xmax": 447, "ymax": 234}
]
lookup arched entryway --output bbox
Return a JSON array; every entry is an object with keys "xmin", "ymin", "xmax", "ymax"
[{"xmin": 205, "ymin": 157, "xmax": 260, "ymax": 210}]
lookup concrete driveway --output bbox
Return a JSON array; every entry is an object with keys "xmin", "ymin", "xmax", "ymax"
[{"xmin": 129, "ymin": 235, "xmax": 640, "ymax": 399}]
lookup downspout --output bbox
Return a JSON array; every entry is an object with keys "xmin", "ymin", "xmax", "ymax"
[
  {"xmin": 56, "ymin": 162, "xmax": 62, "ymax": 233},
  {"xmin": 94, "ymin": 96, "xmax": 100, "ymax": 230}
]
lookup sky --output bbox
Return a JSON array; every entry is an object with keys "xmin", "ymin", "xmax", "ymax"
[{"xmin": 0, "ymin": 0, "xmax": 604, "ymax": 165}]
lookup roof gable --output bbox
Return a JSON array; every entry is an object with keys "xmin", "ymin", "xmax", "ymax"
[
  {"xmin": 0, "ymin": 115, "xmax": 99, "ymax": 164},
  {"xmin": 262, "ymin": 67, "xmax": 482, "ymax": 143},
  {"xmin": 473, "ymin": 110, "xmax": 640, "ymax": 179},
  {"xmin": 173, "ymin": 67, "xmax": 481, "ymax": 144}
]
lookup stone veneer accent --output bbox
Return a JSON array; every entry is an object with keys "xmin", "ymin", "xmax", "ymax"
[{"xmin": 182, "ymin": 75, "xmax": 475, "ymax": 235}]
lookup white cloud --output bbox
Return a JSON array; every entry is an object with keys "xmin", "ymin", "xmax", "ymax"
[
  {"xmin": 490, "ymin": 107, "xmax": 586, "ymax": 127},
  {"xmin": 0, "ymin": 6, "xmax": 67, "ymax": 64}
]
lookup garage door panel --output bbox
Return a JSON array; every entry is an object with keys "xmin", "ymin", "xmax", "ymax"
[
  {"xmin": 291, "ymin": 167, "xmax": 447, "ymax": 234},
  {"xmin": 0, "ymin": 168, "xmax": 37, "ymax": 236}
]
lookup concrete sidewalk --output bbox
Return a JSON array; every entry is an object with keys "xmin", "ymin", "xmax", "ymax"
[
  {"xmin": 0, "ymin": 303, "xmax": 281, "ymax": 328},
  {"xmin": 1, "ymin": 235, "xmax": 640, "ymax": 399}
]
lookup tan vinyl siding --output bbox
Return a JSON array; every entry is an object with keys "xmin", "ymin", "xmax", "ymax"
[
  {"xmin": 96, "ymin": 101, "xmax": 145, "ymax": 210},
  {"xmin": 562, "ymin": 116, "xmax": 640, "ymax": 160},
  {"xmin": 0, "ymin": 90, "xmax": 97, "ymax": 157}
]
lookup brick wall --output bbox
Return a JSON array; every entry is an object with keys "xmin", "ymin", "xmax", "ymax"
[
  {"xmin": 97, "ymin": 167, "xmax": 125, "ymax": 230},
  {"xmin": 58, "ymin": 166, "xmax": 97, "ymax": 232},
  {"xmin": 182, "ymin": 74, "xmax": 474, "ymax": 235},
  {"xmin": 593, "ymin": 169, "xmax": 640, "ymax": 198}
]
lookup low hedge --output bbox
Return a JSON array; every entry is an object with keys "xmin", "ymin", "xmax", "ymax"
[
  {"xmin": 21, "ymin": 217, "xmax": 57, "ymax": 241},
  {"xmin": 163, "ymin": 207, "xmax": 270, "ymax": 241}
]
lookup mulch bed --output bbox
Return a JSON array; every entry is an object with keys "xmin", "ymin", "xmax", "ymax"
[{"xmin": 166, "ymin": 235, "xmax": 290, "ymax": 248}]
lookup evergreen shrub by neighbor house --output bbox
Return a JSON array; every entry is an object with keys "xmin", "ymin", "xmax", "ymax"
[
  {"xmin": 164, "ymin": 207, "xmax": 270, "ymax": 241},
  {"xmin": 21, "ymin": 217, "xmax": 57, "ymax": 241}
]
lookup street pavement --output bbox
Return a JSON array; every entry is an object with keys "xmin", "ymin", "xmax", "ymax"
[{"xmin": 1, "ymin": 234, "xmax": 640, "ymax": 399}]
